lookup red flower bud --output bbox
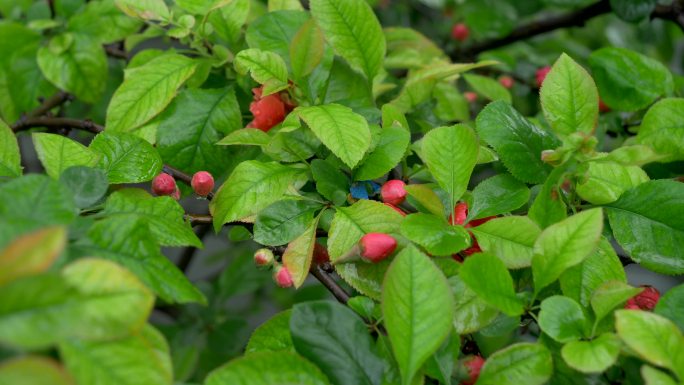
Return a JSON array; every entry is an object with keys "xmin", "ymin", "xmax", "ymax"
[
  {"xmin": 499, "ymin": 76, "xmax": 514, "ymax": 89},
  {"xmin": 313, "ymin": 243, "xmax": 330, "ymax": 265},
  {"xmin": 625, "ymin": 285, "xmax": 660, "ymax": 311},
  {"xmin": 381, "ymin": 179, "xmax": 407, "ymax": 206},
  {"xmin": 384, "ymin": 203, "xmax": 407, "ymax": 217},
  {"xmin": 449, "ymin": 202, "xmax": 468, "ymax": 225},
  {"xmin": 254, "ymin": 248, "xmax": 275, "ymax": 269},
  {"xmin": 246, "ymin": 86, "xmax": 287, "ymax": 132},
  {"xmin": 152, "ymin": 173, "xmax": 176, "ymax": 196},
  {"xmin": 359, "ymin": 233, "xmax": 397, "ymax": 263},
  {"xmin": 536, "ymin": 66, "xmax": 552, "ymax": 88},
  {"xmin": 461, "ymin": 355, "xmax": 485, "ymax": 385},
  {"xmin": 273, "ymin": 264, "xmax": 294, "ymax": 288},
  {"xmin": 191, "ymin": 171, "xmax": 214, "ymax": 197},
  {"xmin": 451, "ymin": 23, "xmax": 470, "ymax": 42},
  {"xmin": 464, "ymin": 92, "xmax": 478, "ymax": 103}
]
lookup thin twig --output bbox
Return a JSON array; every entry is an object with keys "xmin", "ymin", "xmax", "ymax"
[
  {"xmin": 310, "ymin": 265, "xmax": 351, "ymax": 304},
  {"xmin": 12, "ymin": 116, "xmax": 104, "ymax": 133},
  {"xmin": 28, "ymin": 91, "xmax": 72, "ymax": 118},
  {"xmin": 104, "ymin": 44, "xmax": 128, "ymax": 60}
]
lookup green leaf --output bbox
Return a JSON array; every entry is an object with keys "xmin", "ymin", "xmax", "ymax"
[
  {"xmin": 636, "ymin": 98, "xmax": 684, "ymax": 162},
  {"xmin": 448, "ymin": 276, "xmax": 498, "ymax": 335},
  {"xmin": 103, "ymin": 189, "xmax": 201, "ymax": 247},
  {"xmin": 476, "ymin": 101, "xmax": 559, "ymax": 184},
  {"xmin": 114, "ymin": 0, "xmax": 169, "ymax": 20},
  {"xmin": 538, "ymin": 296, "xmax": 587, "ymax": 343},
  {"xmin": 589, "ymin": 47, "xmax": 673, "ymax": 112},
  {"xmin": 176, "ymin": 0, "xmax": 231, "ymax": 14},
  {"xmin": 37, "ymin": 33, "xmax": 107, "ymax": 103},
  {"xmin": 90, "ymin": 131, "xmax": 163, "ymax": 184},
  {"xmin": 575, "ymin": 161, "xmax": 649, "ymax": 205},
  {"xmin": 383, "ymin": 27, "xmax": 447, "ymax": 70},
  {"xmin": 0, "ymin": 258, "xmax": 154, "ymax": 349},
  {"xmin": 476, "ymin": 343, "xmax": 553, "ymax": 385},
  {"xmin": 0, "ymin": 119, "xmax": 21, "ymax": 177},
  {"xmin": 245, "ymin": 10, "xmax": 309, "ymax": 66},
  {"xmin": 655, "ymin": 284, "xmax": 684, "ymax": 331},
  {"xmin": 86, "ymin": 217, "xmax": 206, "ymax": 304},
  {"xmin": 282, "ymin": 215, "xmax": 320, "ymax": 288},
  {"xmin": 254, "ymin": 199, "xmax": 321, "ymax": 247},
  {"xmin": 463, "ymin": 74, "xmax": 512, "ymax": 103},
  {"xmin": 615, "ymin": 310, "xmax": 684, "ymax": 380},
  {"xmin": 157, "ymin": 88, "xmax": 241, "ymax": 176},
  {"xmin": 290, "ymin": 18, "xmax": 325, "ymax": 79},
  {"xmin": 290, "ymin": 301, "xmax": 385, "ymax": 385},
  {"xmin": 382, "ymin": 246, "xmax": 454, "ymax": 385},
  {"xmin": 606, "ymin": 180, "xmax": 684, "ymax": 274},
  {"xmin": 296, "ymin": 104, "xmax": 371, "ymax": 168},
  {"xmin": 0, "ymin": 226, "xmax": 66, "ymax": 287},
  {"xmin": 59, "ymin": 166, "xmax": 108, "ymax": 208},
  {"xmin": 354, "ymin": 125, "xmax": 410, "ymax": 181},
  {"xmin": 0, "ymin": 356, "xmax": 73, "ymax": 385},
  {"xmin": 591, "ymin": 281, "xmax": 642, "ymax": 324},
  {"xmin": 311, "ymin": 159, "xmax": 349, "ymax": 206},
  {"xmin": 403, "ymin": 184, "xmax": 445, "ymax": 217},
  {"xmin": 209, "ymin": 0, "xmax": 250, "ymax": 44},
  {"xmin": 400, "ymin": 213, "xmax": 470, "ymax": 257},
  {"xmin": 68, "ymin": 0, "xmax": 142, "ymax": 44},
  {"xmin": 468, "ymin": 174, "xmax": 530, "ymax": 221},
  {"xmin": 106, "ymin": 54, "xmax": 197, "ymax": 133},
  {"xmin": 532, "ymin": 208, "xmax": 603, "ymax": 293},
  {"xmin": 234, "ymin": 48, "xmax": 289, "ymax": 95},
  {"xmin": 205, "ymin": 351, "xmax": 330, "ymax": 385},
  {"xmin": 246, "ymin": 310, "xmax": 294, "ymax": 354},
  {"xmin": 421, "ymin": 124, "xmax": 478, "ymax": 217},
  {"xmin": 269, "ymin": 0, "xmax": 304, "ymax": 11},
  {"xmin": 424, "ymin": 333, "xmax": 460, "ymax": 385},
  {"xmin": 603, "ymin": 144, "xmax": 668, "ymax": 166},
  {"xmin": 33, "ymin": 133, "xmax": 98, "ymax": 179},
  {"xmin": 460, "ymin": 252, "xmax": 524, "ymax": 316},
  {"xmin": 561, "ymin": 333, "xmax": 621, "ymax": 373},
  {"xmin": 309, "ymin": 0, "xmax": 385, "ymax": 80},
  {"xmin": 60, "ymin": 324, "xmax": 172, "ymax": 385},
  {"xmin": 470, "ymin": 216, "xmax": 541, "ymax": 269},
  {"xmin": 528, "ymin": 164, "xmax": 569, "ymax": 229},
  {"xmin": 329, "ymin": 200, "xmax": 404, "ymax": 299},
  {"xmin": 540, "ymin": 53, "xmax": 599, "ymax": 137},
  {"xmin": 210, "ymin": 161, "xmax": 308, "ymax": 229},
  {"xmin": 610, "ymin": 0, "xmax": 658, "ymax": 22},
  {"xmin": 641, "ymin": 365, "xmax": 680, "ymax": 385},
  {"xmin": 217, "ymin": 128, "xmax": 271, "ymax": 147}
]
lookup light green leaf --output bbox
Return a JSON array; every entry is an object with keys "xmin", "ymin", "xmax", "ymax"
[
  {"xmin": 290, "ymin": 18, "xmax": 325, "ymax": 79},
  {"xmin": 235, "ymin": 48, "xmax": 289, "ymax": 95},
  {"xmin": 421, "ymin": 124, "xmax": 478, "ymax": 218},
  {"xmin": 460, "ymin": 252, "xmax": 524, "ymax": 316},
  {"xmin": 655, "ymin": 284, "xmax": 684, "ymax": 332},
  {"xmin": 0, "ymin": 258, "xmax": 154, "ymax": 349},
  {"xmin": 463, "ymin": 73, "xmax": 512, "ymax": 103},
  {"xmin": 606, "ymin": 180, "xmax": 684, "ymax": 274},
  {"xmin": 355, "ymin": 125, "xmax": 410, "ymax": 181},
  {"xmin": 615, "ymin": 310, "xmax": 684, "ymax": 380},
  {"xmin": 403, "ymin": 184, "xmax": 445, "ymax": 217},
  {"xmin": 0, "ymin": 119, "xmax": 21, "ymax": 177},
  {"xmin": 532, "ymin": 208, "xmax": 603, "ymax": 293},
  {"xmin": 114, "ymin": 0, "xmax": 169, "ymax": 20},
  {"xmin": 209, "ymin": 0, "xmax": 250, "ymax": 44},
  {"xmin": 470, "ymin": 216, "xmax": 541, "ymax": 269},
  {"xmin": 400, "ymin": 213, "xmax": 470, "ymax": 257},
  {"xmin": 576, "ymin": 161, "xmax": 649, "ymax": 205},
  {"xmin": 245, "ymin": 10, "xmax": 309, "ymax": 64},
  {"xmin": 210, "ymin": 161, "xmax": 309, "ymax": 230},
  {"xmin": 245, "ymin": 310, "xmax": 294, "ymax": 354},
  {"xmin": 540, "ymin": 53, "xmax": 599, "ymax": 137},
  {"xmin": 37, "ymin": 33, "xmax": 107, "ymax": 103},
  {"xmin": 468, "ymin": 174, "xmax": 530, "ymax": 220},
  {"xmin": 602, "ymin": 145, "xmax": 668, "ymax": 166},
  {"xmin": 309, "ymin": 0, "xmax": 385, "ymax": 80},
  {"xmin": 296, "ymin": 104, "xmax": 371, "ymax": 169},
  {"xmin": 636, "ymin": 98, "xmax": 684, "ymax": 162},
  {"xmin": 382, "ymin": 246, "xmax": 453, "ymax": 385},
  {"xmin": 561, "ymin": 333, "xmax": 621, "ymax": 373},
  {"xmin": 254, "ymin": 199, "xmax": 321, "ymax": 247},
  {"xmin": 528, "ymin": 164, "xmax": 569, "ymax": 229},
  {"xmin": 538, "ymin": 295, "xmax": 587, "ymax": 343},
  {"xmin": 0, "ymin": 226, "xmax": 66, "ymax": 287},
  {"xmin": 269, "ymin": 0, "xmax": 304, "ymax": 11},
  {"xmin": 282, "ymin": 215, "xmax": 320, "ymax": 288},
  {"xmin": 106, "ymin": 54, "xmax": 197, "ymax": 133},
  {"xmin": 59, "ymin": 166, "xmax": 108, "ymax": 209},
  {"xmin": 217, "ymin": 128, "xmax": 271, "ymax": 147},
  {"xmin": 448, "ymin": 276, "xmax": 498, "ymax": 334},
  {"xmin": 641, "ymin": 365, "xmax": 679, "ymax": 385},
  {"xmin": 60, "ymin": 325, "xmax": 172, "ymax": 385},
  {"xmin": 33, "ymin": 133, "xmax": 98, "ymax": 179},
  {"xmin": 0, "ymin": 356, "xmax": 73, "ymax": 385},
  {"xmin": 591, "ymin": 281, "xmax": 642, "ymax": 324},
  {"xmin": 477, "ymin": 343, "xmax": 553, "ymax": 385},
  {"xmin": 90, "ymin": 131, "xmax": 163, "ymax": 184},
  {"xmin": 68, "ymin": 0, "xmax": 143, "ymax": 44},
  {"xmin": 205, "ymin": 351, "xmax": 330, "ymax": 385}
]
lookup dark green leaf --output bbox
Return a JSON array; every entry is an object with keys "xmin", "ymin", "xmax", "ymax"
[
  {"xmin": 59, "ymin": 166, "xmax": 108, "ymax": 208},
  {"xmin": 460, "ymin": 252, "xmax": 524, "ymax": 316},
  {"xmin": 90, "ymin": 131, "xmax": 163, "ymax": 184},
  {"xmin": 468, "ymin": 174, "xmax": 530, "ymax": 221},
  {"xmin": 254, "ymin": 199, "xmax": 321, "ymax": 246},
  {"xmin": 400, "ymin": 213, "xmax": 470, "ymax": 257}
]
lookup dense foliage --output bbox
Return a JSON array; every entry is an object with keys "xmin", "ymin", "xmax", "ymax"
[{"xmin": 0, "ymin": 0, "xmax": 683, "ymax": 384}]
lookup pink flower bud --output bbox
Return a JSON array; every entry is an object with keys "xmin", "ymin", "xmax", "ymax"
[
  {"xmin": 254, "ymin": 248, "xmax": 274, "ymax": 269},
  {"xmin": 359, "ymin": 233, "xmax": 397, "ymax": 263},
  {"xmin": 464, "ymin": 92, "xmax": 478, "ymax": 103},
  {"xmin": 499, "ymin": 76, "xmax": 514, "ymax": 89},
  {"xmin": 449, "ymin": 202, "xmax": 468, "ymax": 225},
  {"xmin": 191, "ymin": 171, "xmax": 214, "ymax": 197},
  {"xmin": 451, "ymin": 23, "xmax": 470, "ymax": 42},
  {"xmin": 273, "ymin": 264, "xmax": 293, "ymax": 288},
  {"xmin": 152, "ymin": 173, "xmax": 176, "ymax": 196},
  {"xmin": 381, "ymin": 179, "xmax": 407, "ymax": 206},
  {"xmin": 461, "ymin": 355, "xmax": 485, "ymax": 385}
]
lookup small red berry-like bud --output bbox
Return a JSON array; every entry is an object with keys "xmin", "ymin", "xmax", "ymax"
[
  {"xmin": 625, "ymin": 285, "xmax": 660, "ymax": 311},
  {"xmin": 448, "ymin": 202, "xmax": 468, "ymax": 225},
  {"xmin": 461, "ymin": 355, "xmax": 485, "ymax": 385},
  {"xmin": 536, "ymin": 66, "xmax": 552, "ymax": 88},
  {"xmin": 152, "ymin": 173, "xmax": 176, "ymax": 196},
  {"xmin": 273, "ymin": 264, "xmax": 294, "ymax": 288},
  {"xmin": 599, "ymin": 98, "xmax": 610, "ymax": 113},
  {"xmin": 254, "ymin": 248, "xmax": 275, "ymax": 269},
  {"xmin": 451, "ymin": 23, "xmax": 470, "ymax": 42},
  {"xmin": 381, "ymin": 179, "xmax": 407, "ymax": 206},
  {"xmin": 499, "ymin": 76, "xmax": 514, "ymax": 89},
  {"xmin": 464, "ymin": 92, "xmax": 478, "ymax": 103},
  {"xmin": 313, "ymin": 243, "xmax": 330, "ymax": 265},
  {"xmin": 359, "ymin": 233, "xmax": 397, "ymax": 263},
  {"xmin": 191, "ymin": 171, "xmax": 214, "ymax": 197},
  {"xmin": 384, "ymin": 203, "xmax": 407, "ymax": 217}
]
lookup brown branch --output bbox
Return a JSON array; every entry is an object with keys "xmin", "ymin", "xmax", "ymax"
[
  {"xmin": 29, "ymin": 91, "xmax": 72, "ymax": 118},
  {"xmin": 104, "ymin": 45, "xmax": 128, "ymax": 60},
  {"xmin": 310, "ymin": 265, "xmax": 351, "ymax": 304},
  {"xmin": 12, "ymin": 116, "xmax": 104, "ymax": 133}
]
